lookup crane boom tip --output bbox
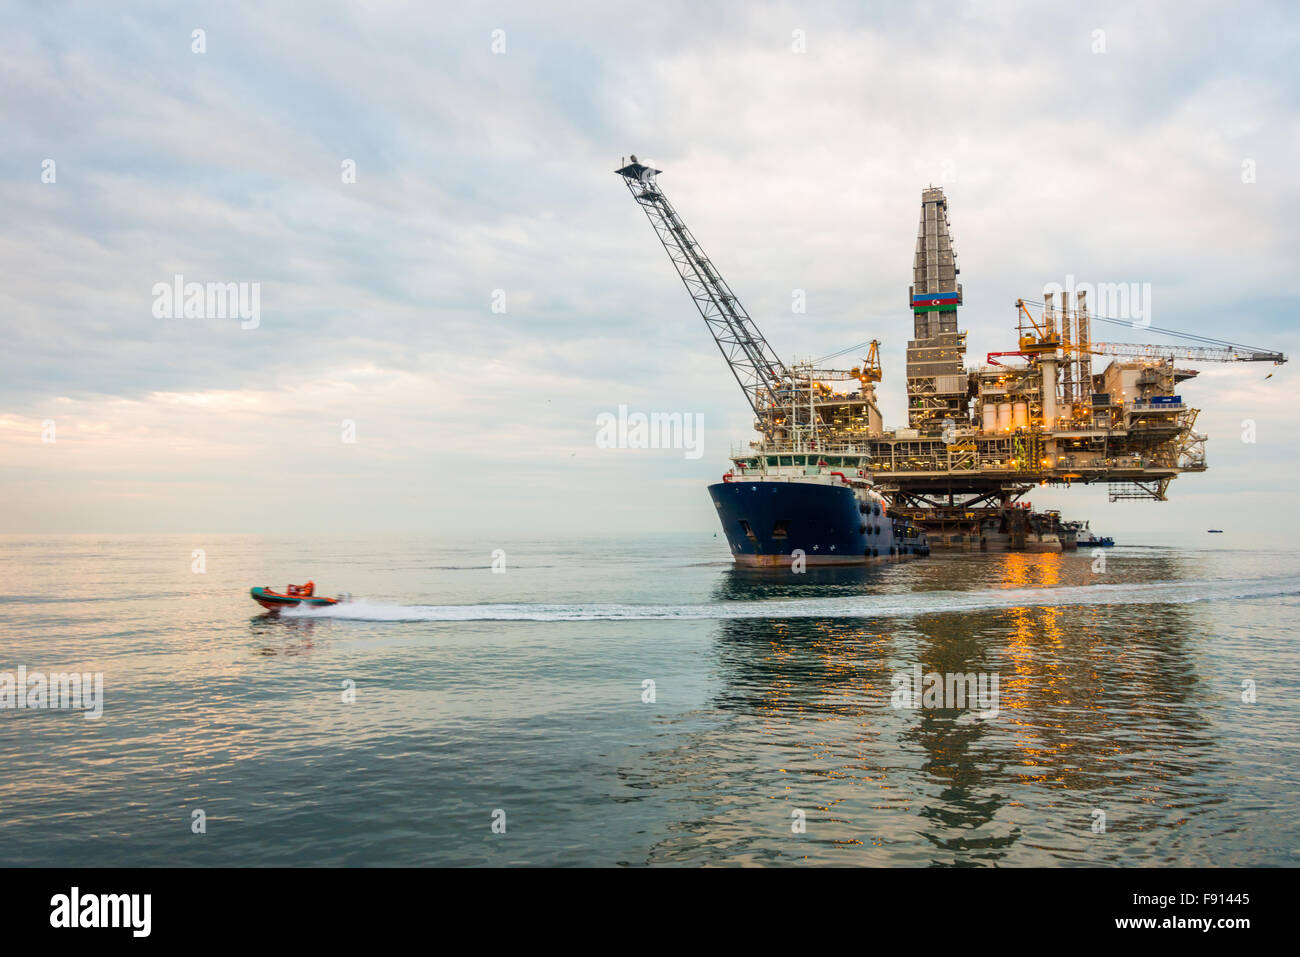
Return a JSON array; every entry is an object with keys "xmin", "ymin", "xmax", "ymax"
[{"xmin": 616, "ymin": 159, "xmax": 661, "ymax": 181}]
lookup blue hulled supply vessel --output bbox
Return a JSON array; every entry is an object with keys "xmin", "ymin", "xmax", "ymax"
[{"xmin": 711, "ymin": 464, "xmax": 927, "ymax": 566}]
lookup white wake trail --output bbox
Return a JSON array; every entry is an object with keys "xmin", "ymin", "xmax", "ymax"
[{"xmin": 278, "ymin": 576, "xmax": 1299, "ymax": 623}]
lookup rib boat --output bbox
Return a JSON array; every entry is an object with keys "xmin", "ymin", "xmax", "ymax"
[{"xmin": 250, "ymin": 582, "xmax": 341, "ymax": 612}]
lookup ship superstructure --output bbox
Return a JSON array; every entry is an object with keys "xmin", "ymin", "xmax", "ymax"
[{"xmin": 614, "ymin": 157, "xmax": 1286, "ymax": 556}]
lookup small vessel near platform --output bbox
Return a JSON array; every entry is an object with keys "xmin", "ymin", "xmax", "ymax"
[{"xmin": 1074, "ymin": 522, "xmax": 1114, "ymax": 547}]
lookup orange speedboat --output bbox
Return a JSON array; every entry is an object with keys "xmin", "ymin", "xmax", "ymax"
[{"xmin": 250, "ymin": 581, "xmax": 341, "ymax": 612}]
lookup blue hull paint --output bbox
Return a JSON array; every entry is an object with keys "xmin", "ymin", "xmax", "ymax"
[{"xmin": 709, "ymin": 480, "xmax": 899, "ymax": 565}]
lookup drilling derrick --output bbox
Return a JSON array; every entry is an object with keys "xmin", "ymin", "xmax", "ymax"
[{"xmin": 906, "ymin": 188, "xmax": 968, "ymax": 432}]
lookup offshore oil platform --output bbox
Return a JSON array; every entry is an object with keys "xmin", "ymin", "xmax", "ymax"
[{"xmin": 614, "ymin": 157, "xmax": 1286, "ymax": 561}]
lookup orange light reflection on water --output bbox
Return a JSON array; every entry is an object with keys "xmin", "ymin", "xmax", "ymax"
[{"xmin": 998, "ymin": 552, "xmax": 1085, "ymax": 783}]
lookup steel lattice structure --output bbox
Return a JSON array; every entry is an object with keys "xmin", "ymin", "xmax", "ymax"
[
  {"xmin": 1081, "ymin": 342, "xmax": 1285, "ymax": 364},
  {"xmin": 616, "ymin": 160, "xmax": 789, "ymax": 435}
]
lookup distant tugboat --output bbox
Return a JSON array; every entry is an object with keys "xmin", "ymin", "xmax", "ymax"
[{"xmin": 1075, "ymin": 522, "xmax": 1114, "ymax": 547}]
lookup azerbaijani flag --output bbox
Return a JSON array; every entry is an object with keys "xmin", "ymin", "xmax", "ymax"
[{"xmin": 911, "ymin": 291, "xmax": 959, "ymax": 312}]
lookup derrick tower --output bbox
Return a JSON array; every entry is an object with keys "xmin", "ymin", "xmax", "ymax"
[{"xmin": 906, "ymin": 188, "xmax": 968, "ymax": 432}]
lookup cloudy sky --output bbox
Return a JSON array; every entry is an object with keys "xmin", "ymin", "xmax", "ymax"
[{"xmin": 2, "ymin": 0, "xmax": 1297, "ymax": 542}]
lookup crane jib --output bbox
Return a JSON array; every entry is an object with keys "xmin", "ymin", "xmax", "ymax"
[{"xmin": 617, "ymin": 162, "xmax": 791, "ymax": 426}]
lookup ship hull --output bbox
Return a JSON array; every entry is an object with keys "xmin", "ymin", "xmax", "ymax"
[{"xmin": 709, "ymin": 480, "xmax": 925, "ymax": 566}]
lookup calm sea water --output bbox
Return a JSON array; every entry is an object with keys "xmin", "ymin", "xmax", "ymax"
[{"xmin": 1, "ymin": 534, "xmax": 1297, "ymax": 867}]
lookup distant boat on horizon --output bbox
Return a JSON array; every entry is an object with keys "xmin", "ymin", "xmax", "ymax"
[
  {"xmin": 1208, "ymin": 529, "xmax": 1224, "ymax": 533},
  {"xmin": 1075, "ymin": 522, "xmax": 1114, "ymax": 547}
]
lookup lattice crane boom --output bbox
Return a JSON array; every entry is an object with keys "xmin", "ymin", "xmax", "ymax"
[
  {"xmin": 1069, "ymin": 341, "xmax": 1286, "ymax": 364},
  {"xmin": 616, "ymin": 159, "xmax": 790, "ymax": 429},
  {"xmin": 989, "ymin": 341, "xmax": 1288, "ymax": 365},
  {"xmin": 1015, "ymin": 297, "xmax": 1287, "ymax": 365}
]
